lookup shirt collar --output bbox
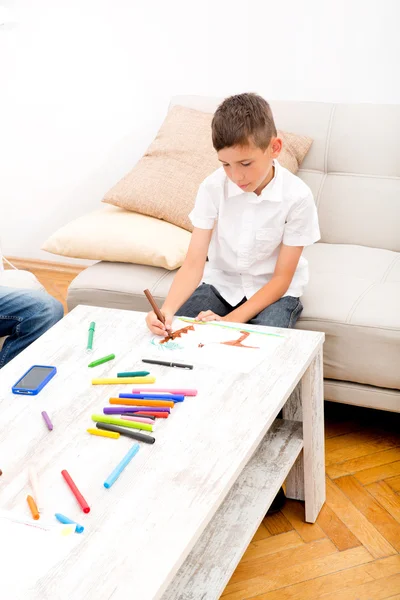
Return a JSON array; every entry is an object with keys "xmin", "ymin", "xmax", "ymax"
[{"xmin": 227, "ymin": 159, "xmax": 283, "ymax": 203}]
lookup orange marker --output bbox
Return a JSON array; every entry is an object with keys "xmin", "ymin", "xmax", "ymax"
[
  {"xmin": 109, "ymin": 397, "xmax": 174, "ymax": 408},
  {"xmin": 27, "ymin": 495, "xmax": 40, "ymax": 520}
]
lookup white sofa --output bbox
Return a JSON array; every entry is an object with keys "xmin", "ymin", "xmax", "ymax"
[{"xmin": 67, "ymin": 96, "xmax": 400, "ymax": 413}]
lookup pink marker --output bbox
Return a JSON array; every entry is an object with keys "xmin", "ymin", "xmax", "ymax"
[
  {"xmin": 122, "ymin": 415, "xmax": 154, "ymax": 425},
  {"xmin": 131, "ymin": 388, "xmax": 198, "ymax": 397}
]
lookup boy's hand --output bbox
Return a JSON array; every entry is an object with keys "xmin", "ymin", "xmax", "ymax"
[
  {"xmin": 196, "ymin": 310, "xmax": 223, "ymax": 322},
  {"xmin": 146, "ymin": 310, "xmax": 174, "ymax": 337}
]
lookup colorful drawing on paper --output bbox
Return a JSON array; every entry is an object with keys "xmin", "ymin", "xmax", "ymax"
[
  {"xmin": 159, "ymin": 325, "xmax": 194, "ymax": 344},
  {"xmin": 150, "ymin": 337, "xmax": 183, "ymax": 351},
  {"xmin": 178, "ymin": 317, "xmax": 285, "ymax": 338},
  {"xmin": 147, "ymin": 319, "xmax": 286, "ymax": 373},
  {"xmin": 198, "ymin": 330, "xmax": 259, "ymax": 350}
]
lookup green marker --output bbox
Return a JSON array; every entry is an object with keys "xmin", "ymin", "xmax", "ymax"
[
  {"xmin": 91, "ymin": 414, "xmax": 153, "ymax": 432},
  {"xmin": 88, "ymin": 353, "xmax": 115, "ymax": 368},
  {"xmin": 87, "ymin": 322, "xmax": 96, "ymax": 350},
  {"xmin": 117, "ymin": 371, "xmax": 150, "ymax": 378}
]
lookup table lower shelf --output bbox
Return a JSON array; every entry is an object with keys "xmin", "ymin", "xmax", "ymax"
[{"xmin": 161, "ymin": 419, "xmax": 303, "ymax": 600}]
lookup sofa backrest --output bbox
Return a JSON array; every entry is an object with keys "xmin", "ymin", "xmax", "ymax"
[{"xmin": 170, "ymin": 96, "xmax": 400, "ymax": 252}]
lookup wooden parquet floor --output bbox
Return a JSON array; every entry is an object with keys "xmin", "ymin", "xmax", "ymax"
[{"xmin": 12, "ymin": 263, "xmax": 400, "ymax": 599}]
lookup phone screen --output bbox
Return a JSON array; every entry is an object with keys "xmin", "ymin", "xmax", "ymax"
[{"xmin": 15, "ymin": 366, "xmax": 55, "ymax": 390}]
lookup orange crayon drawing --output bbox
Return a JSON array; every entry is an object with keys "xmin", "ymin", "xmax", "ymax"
[
  {"xmin": 160, "ymin": 325, "xmax": 194, "ymax": 344},
  {"xmin": 199, "ymin": 331, "xmax": 259, "ymax": 349}
]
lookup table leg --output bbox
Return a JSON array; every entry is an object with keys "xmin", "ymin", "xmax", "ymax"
[
  {"xmin": 283, "ymin": 385, "xmax": 305, "ymax": 501},
  {"xmin": 283, "ymin": 346, "xmax": 325, "ymax": 522}
]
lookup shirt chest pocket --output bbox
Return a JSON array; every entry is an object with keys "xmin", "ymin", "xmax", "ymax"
[{"xmin": 255, "ymin": 228, "xmax": 282, "ymax": 259}]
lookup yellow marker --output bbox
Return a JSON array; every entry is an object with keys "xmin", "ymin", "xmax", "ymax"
[
  {"xmin": 87, "ymin": 428, "xmax": 120, "ymax": 439},
  {"xmin": 91, "ymin": 377, "xmax": 156, "ymax": 385}
]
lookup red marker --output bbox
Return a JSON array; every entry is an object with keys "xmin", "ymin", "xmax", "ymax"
[
  {"xmin": 126, "ymin": 411, "xmax": 168, "ymax": 419},
  {"xmin": 61, "ymin": 469, "xmax": 90, "ymax": 513}
]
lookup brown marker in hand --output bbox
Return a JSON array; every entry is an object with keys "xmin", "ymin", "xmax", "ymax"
[{"xmin": 144, "ymin": 289, "xmax": 172, "ymax": 339}]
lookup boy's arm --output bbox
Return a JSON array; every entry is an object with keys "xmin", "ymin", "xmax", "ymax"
[
  {"xmin": 162, "ymin": 227, "xmax": 212, "ymax": 315},
  {"xmin": 145, "ymin": 227, "xmax": 212, "ymax": 336},
  {"xmin": 198, "ymin": 244, "xmax": 303, "ymax": 324}
]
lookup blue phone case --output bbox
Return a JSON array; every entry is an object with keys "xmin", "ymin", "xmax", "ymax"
[{"xmin": 12, "ymin": 365, "xmax": 57, "ymax": 395}]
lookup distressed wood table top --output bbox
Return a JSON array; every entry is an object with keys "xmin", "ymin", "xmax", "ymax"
[{"xmin": 0, "ymin": 304, "xmax": 324, "ymax": 600}]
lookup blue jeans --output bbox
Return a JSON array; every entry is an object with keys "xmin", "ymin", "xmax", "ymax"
[
  {"xmin": 177, "ymin": 284, "xmax": 303, "ymax": 329},
  {"xmin": 0, "ymin": 287, "xmax": 64, "ymax": 368}
]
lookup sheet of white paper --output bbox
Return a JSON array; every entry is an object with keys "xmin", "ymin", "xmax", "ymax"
[
  {"xmin": 143, "ymin": 319, "xmax": 285, "ymax": 373},
  {"xmin": 0, "ymin": 513, "xmax": 81, "ymax": 598}
]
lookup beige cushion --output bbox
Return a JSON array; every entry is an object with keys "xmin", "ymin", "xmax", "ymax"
[
  {"xmin": 103, "ymin": 105, "xmax": 313, "ymax": 231},
  {"xmin": 42, "ymin": 205, "xmax": 191, "ymax": 271}
]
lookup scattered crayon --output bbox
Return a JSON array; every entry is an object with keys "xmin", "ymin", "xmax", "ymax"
[
  {"xmin": 55, "ymin": 513, "xmax": 84, "ymax": 533},
  {"xmin": 131, "ymin": 387, "xmax": 197, "ymax": 396},
  {"xmin": 61, "ymin": 469, "xmax": 90, "ymax": 514},
  {"xmin": 26, "ymin": 495, "xmax": 39, "ymax": 520},
  {"xmin": 104, "ymin": 443, "xmax": 140, "ymax": 489},
  {"xmin": 96, "ymin": 423, "xmax": 155, "ymax": 444},
  {"xmin": 117, "ymin": 371, "xmax": 150, "ymax": 377},
  {"xmin": 119, "ymin": 393, "xmax": 184, "ymax": 402},
  {"xmin": 87, "ymin": 321, "xmax": 96, "ymax": 351},
  {"xmin": 92, "ymin": 377, "xmax": 156, "ymax": 385},
  {"xmin": 87, "ymin": 428, "xmax": 120, "ymax": 439},
  {"xmin": 41, "ymin": 411, "xmax": 53, "ymax": 431},
  {"xmin": 91, "ymin": 414, "xmax": 153, "ymax": 432},
  {"xmin": 88, "ymin": 354, "xmax": 115, "ymax": 368},
  {"xmin": 28, "ymin": 466, "xmax": 42, "ymax": 511},
  {"xmin": 110, "ymin": 397, "xmax": 173, "ymax": 408}
]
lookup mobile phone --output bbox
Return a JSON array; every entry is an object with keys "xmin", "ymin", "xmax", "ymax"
[{"xmin": 12, "ymin": 365, "xmax": 57, "ymax": 395}]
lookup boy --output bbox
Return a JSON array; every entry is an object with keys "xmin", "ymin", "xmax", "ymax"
[{"xmin": 146, "ymin": 93, "xmax": 320, "ymax": 511}]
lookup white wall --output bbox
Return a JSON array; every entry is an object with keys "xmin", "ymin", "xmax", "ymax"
[{"xmin": 0, "ymin": 0, "xmax": 399, "ymax": 262}]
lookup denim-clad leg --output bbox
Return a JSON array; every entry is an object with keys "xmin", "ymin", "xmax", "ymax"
[
  {"xmin": 177, "ymin": 283, "xmax": 238, "ymax": 318},
  {"xmin": 178, "ymin": 286, "xmax": 302, "ymax": 329},
  {"xmin": 249, "ymin": 296, "xmax": 303, "ymax": 329},
  {"xmin": 0, "ymin": 287, "xmax": 64, "ymax": 368}
]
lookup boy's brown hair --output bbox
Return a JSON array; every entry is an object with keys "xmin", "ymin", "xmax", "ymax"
[{"xmin": 211, "ymin": 93, "xmax": 277, "ymax": 151}]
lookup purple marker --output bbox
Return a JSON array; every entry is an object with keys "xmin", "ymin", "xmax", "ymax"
[
  {"xmin": 41, "ymin": 411, "xmax": 53, "ymax": 431},
  {"xmin": 104, "ymin": 406, "xmax": 170, "ymax": 415}
]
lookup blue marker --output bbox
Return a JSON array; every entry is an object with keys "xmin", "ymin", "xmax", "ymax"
[
  {"xmin": 118, "ymin": 393, "xmax": 184, "ymax": 402},
  {"xmin": 55, "ymin": 513, "xmax": 84, "ymax": 533},
  {"xmin": 104, "ymin": 443, "xmax": 140, "ymax": 489}
]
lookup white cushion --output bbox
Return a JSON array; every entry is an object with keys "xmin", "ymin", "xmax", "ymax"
[{"xmin": 42, "ymin": 205, "xmax": 191, "ymax": 271}]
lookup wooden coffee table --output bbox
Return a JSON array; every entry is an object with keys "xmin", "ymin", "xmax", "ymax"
[{"xmin": 0, "ymin": 305, "xmax": 325, "ymax": 600}]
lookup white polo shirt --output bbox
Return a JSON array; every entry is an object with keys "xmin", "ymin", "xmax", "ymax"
[{"xmin": 189, "ymin": 159, "xmax": 320, "ymax": 306}]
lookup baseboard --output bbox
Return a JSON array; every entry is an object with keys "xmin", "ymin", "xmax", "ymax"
[{"xmin": 4, "ymin": 256, "xmax": 86, "ymax": 275}]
